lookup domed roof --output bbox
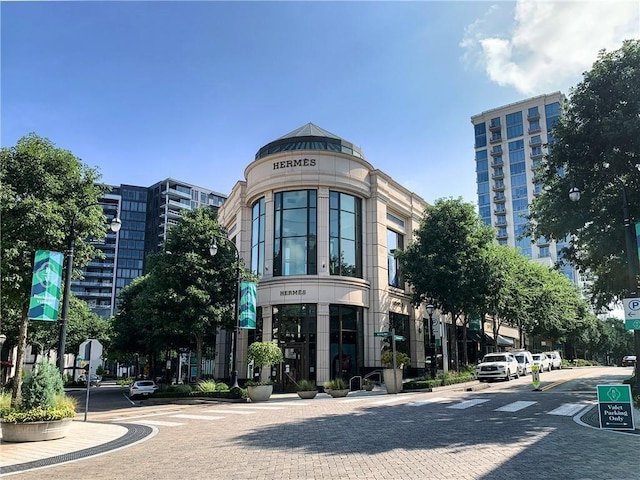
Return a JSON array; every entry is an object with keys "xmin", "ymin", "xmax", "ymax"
[{"xmin": 255, "ymin": 122, "xmax": 364, "ymax": 160}]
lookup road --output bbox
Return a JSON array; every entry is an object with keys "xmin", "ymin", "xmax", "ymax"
[{"xmin": 14, "ymin": 367, "xmax": 640, "ymax": 480}]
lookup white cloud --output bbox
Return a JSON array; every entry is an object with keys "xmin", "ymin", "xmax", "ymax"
[{"xmin": 461, "ymin": 0, "xmax": 640, "ymax": 95}]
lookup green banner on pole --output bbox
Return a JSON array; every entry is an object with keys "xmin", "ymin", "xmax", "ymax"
[
  {"xmin": 636, "ymin": 223, "xmax": 640, "ymax": 265},
  {"xmin": 28, "ymin": 250, "xmax": 64, "ymax": 321},
  {"xmin": 239, "ymin": 281, "xmax": 256, "ymax": 329}
]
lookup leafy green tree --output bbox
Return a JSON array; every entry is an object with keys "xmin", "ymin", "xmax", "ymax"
[
  {"xmin": 397, "ymin": 198, "xmax": 494, "ymax": 368},
  {"xmin": 21, "ymin": 360, "xmax": 64, "ymax": 410},
  {"xmin": 528, "ymin": 39, "xmax": 640, "ymax": 309},
  {"xmin": 1, "ymin": 134, "xmax": 108, "ymax": 405}
]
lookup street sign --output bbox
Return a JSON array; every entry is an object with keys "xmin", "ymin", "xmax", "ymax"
[
  {"xmin": 531, "ymin": 365, "xmax": 541, "ymax": 390},
  {"xmin": 625, "ymin": 319, "xmax": 640, "ymax": 331},
  {"xmin": 623, "ymin": 298, "xmax": 640, "ymax": 319},
  {"xmin": 597, "ymin": 384, "xmax": 635, "ymax": 430},
  {"xmin": 374, "ymin": 331, "xmax": 391, "ymax": 337},
  {"xmin": 394, "ymin": 335, "xmax": 405, "ymax": 341}
]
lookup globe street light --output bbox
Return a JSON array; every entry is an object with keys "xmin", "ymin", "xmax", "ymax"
[
  {"xmin": 210, "ymin": 237, "xmax": 241, "ymax": 389},
  {"xmin": 57, "ymin": 214, "xmax": 122, "ymax": 374},
  {"xmin": 569, "ymin": 184, "xmax": 640, "ymax": 392},
  {"xmin": 426, "ymin": 304, "xmax": 437, "ymax": 379}
]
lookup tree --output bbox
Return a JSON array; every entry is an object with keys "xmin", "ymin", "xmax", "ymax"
[
  {"xmin": 528, "ymin": 39, "xmax": 640, "ymax": 309},
  {"xmin": 1, "ymin": 134, "xmax": 108, "ymax": 404},
  {"xmin": 397, "ymin": 198, "xmax": 495, "ymax": 368}
]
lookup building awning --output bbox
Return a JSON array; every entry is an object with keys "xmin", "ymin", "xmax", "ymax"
[
  {"xmin": 485, "ymin": 332, "xmax": 515, "ymax": 347},
  {"xmin": 467, "ymin": 330, "xmax": 484, "ymax": 343}
]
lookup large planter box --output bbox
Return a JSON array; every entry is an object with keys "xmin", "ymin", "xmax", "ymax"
[
  {"xmin": 1, "ymin": 418, "xmax": 72, "ymax": 443},
  {"xmin": 297, "ymin": 390, "xmax": 318, "ymax": 399},
  {"xmin": 326, "ymin": 389, "xmax": 349, "ymax": 398},
  {"xmin": 383, "ymin": 368, "xmax": 404, "ymax": 394}
]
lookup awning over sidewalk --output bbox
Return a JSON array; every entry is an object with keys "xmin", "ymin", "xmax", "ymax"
[{"xmin": 485, "ymin": 332, "xmax": 515, "ymax": 347}]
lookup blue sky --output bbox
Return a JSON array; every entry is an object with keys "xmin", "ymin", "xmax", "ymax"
[{"xmin": 2, "ymin": 1, "xmax": 638, "ymax": 205}]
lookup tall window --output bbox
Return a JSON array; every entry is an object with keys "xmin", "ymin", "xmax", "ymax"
[
  {"xmin": 330, "ymin": 305, "xmax": 363, "ymax": 380},
  {"xmin": 388, "ymin": 311, "xmax": 409, "ymax": 357},
  {"xmin": 387, "ymin": 229, "xmax": 404, "ymax": 287},
  {"xmin": 329, "ymin": 191, "xmax": 362, "ymax": 277},
  {"xmin": 251, "ymin": 198, "xmax": 265, "ymax": 277},
  {"xmin": 506, "ymin": 111, "xmax": 524, "ymax": 139},
  {"xmin": 274, "ymin": 190, "xmax": 317, "ymax": 276}
]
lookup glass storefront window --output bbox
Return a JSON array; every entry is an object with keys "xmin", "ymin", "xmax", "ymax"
[
  {"xmin": 273, "ymin": 190, "xmax": 317, "ymax": 276},
  {"xmin": 329, "ymin": 305, "xmax": 363, "ymax": 381},
  {"xmin": 329, "ymin": 191, "xmax": 362, "ymax": 277}
]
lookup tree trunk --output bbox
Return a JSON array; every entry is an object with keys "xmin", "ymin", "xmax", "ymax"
[
  {"xmin": 11, "ymin": 304, "xmax": 29, "ymax": 407},
  {"xmin": 195, "ymin": 333, "xmax": 203, "ymax": 382},
  {"xmin": 462, "ymin": 322, "xmax": 469, "ymax": 366}
]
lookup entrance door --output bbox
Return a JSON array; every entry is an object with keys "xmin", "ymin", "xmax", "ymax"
[{"xmin": 279, "ymin": 343, "xmax": 307, "ymax": 392}]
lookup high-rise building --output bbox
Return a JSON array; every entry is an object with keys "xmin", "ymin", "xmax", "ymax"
[
  {"xmin": 471, "ymin": 92, "xmax": 579, "ymax": 283},
  {"xmin": 71, "ymin": 179, "xmax": 227, "ymax": 319}
]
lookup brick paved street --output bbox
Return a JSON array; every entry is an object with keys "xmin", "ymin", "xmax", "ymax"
[{"xmin": 7, "ymin": 374, "xmax": 640, "ymax": 480}]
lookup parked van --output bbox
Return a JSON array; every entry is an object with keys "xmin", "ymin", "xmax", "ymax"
[
  {"xmin": 546, "ymin": 351, "xmax": 562, "ymax": 369},
  {"xmin": 513, "ymin": 351, "xmax": 534, "ymax": 375}
]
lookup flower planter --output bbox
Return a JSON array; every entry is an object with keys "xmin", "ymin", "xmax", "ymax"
[
  {"xmin": 383, "ymin": 368, "xmax": 404, "ymax": 394},
  {"xmin": 1, "ymin": 418, "xmax": 72, "ymax": 443},
  {"xmin": 326, "ymin": 388, "xmax": 350, "ymax": 398},
  {"xmin": 297, "ymin": 390, "xmax": 318, "ymax": 399},
  {"xmin": 247, "ymin": 384, "xmax": 273, "ymax": 402}
]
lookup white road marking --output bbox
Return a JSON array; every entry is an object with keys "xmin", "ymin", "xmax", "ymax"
[
  {"xmin": 407, "ymin": 397, "xmax": 450, "ymax": 407},
  {"xmin": 171, "ymin": 414, "xmax": 223, "ymax": 420},
  {"xmin": 135, "ymin": 420, "xmax": 184, "ymax": 427},
  {"xmin": 371, "ymin": 397, "xmax": 407, "ymax": 406},
  {"xmin": 494, "ymin": 401, "xmax": 538, "ymax": 412},
  {"xmin": 548, "ymin": 403, "xmax": 589, "ymax": 416},
  {"xmin": 447, "ymin": 399, "xmax": 490, "ymax": 409},
  {"xmin": 203, "ymin": 409, "xmax": 257, "ymax": 415},
  {"xmin": 110, "ymin": 411, "xmax": 181, "ymax": 421}
]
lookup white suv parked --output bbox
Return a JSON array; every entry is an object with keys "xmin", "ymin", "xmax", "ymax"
[{"xmin": 476, "ymin": 353, "xmax": 520, "ymax": 382}]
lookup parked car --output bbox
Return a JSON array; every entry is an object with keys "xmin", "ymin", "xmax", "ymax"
[
  {"xmin": 129, "ymin": 380, "xmax": 159, "ymax": 399},
  {"xmin": 78, "ymin": 373, "xmax": 102, "ymax": 386},
  {"xmin": 476, "ymin": 353, "xmax": 520, "ymax": 382},
  {"xmin": 546, "ymin": 351, "xmax": 562, "ymax": 369},
  {"xmin": 622, "ymin": 355, "xmax": 637, "ymax": 367},
  {"xmin": 532, "ymin": 353, "xmax": 552, "ymax": 372},
  {"xmin": 513, "ymin": 351, "xmax": 534, "ymax": 375}
]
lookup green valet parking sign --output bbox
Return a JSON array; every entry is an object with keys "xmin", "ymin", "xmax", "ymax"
[{"xmin": 597, "ymin": 385, "xmax": 635, "ymax": 430}]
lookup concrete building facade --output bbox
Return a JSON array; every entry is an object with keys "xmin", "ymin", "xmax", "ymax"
[{"xmin": 216, "ymin": 123, "xmax": 430, "ymax": 391}]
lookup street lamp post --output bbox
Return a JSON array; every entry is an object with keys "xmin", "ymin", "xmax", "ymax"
[
  {"xmin": 426, "ymin": 304, "xmax": 437, "ymax": 379},
  {"xmin": 57, "ymin": 214, "xmax": 122, "ymax": 375},
  {"xmin": 210, "ymin": 237, "xmax": 241, "ymax": 389},
  {"xmin": 569, "ymin": 184, "xmax": 640, "ymax": 393}
]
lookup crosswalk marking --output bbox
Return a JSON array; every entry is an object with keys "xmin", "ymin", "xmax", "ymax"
[
  {"xmin": 171, "ymin": 414, "xmax": 223, "ymax": 420},
  {"xmin": 110, "ymin": 410, "xmax": 181, "ymax": 422},
  {"xmin": 203, "ymin": 409, "xmax": 257, "ymax": 415},
  {"xmin": 135, "ymin": 420, "xmax": 184, "ymax": 427},
  {"xmin": 494, "ymin": 401, "xmax": 537, "ymax": 412},
  {"xmin": 234, "ymin": 405, "xmax": 285, "ymax": 410},
  {"xmin": 372, "ymin": 397, "xmax": 407, "ymax": 406},
  {"xmin": 447, "ymin": 399, "xmax": 490, "ymax": 409},
  {"xmin": 547, "ymin": 403, "xmax": 588, "ymax": 416},
  {"xmin": 408, "ymin": 397, "xmax": 450, "ymax": 407}
]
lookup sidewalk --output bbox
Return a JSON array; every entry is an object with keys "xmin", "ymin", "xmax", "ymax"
[{"xmin": 0, "ymin": 420, "xmax": 155, "ymax": 477}]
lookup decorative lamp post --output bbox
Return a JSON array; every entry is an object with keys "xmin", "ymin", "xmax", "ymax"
[
  {"xmin": 426, "ymin": 303, "xmax": 436, "ymax": 379},
  {"xmin": 57, "ymin": 215, "xmax": 122, "ymax": 374},
  {"xmin": 210, "ymin": 237, "xmax": 241, "ymax": 389},
  {"xmin": 570, "ymin": 184, "xmax": 640, "ymax": 392}
]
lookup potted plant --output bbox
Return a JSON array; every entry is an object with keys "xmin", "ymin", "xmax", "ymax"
[
  {"xmin": 296, "ymin": 379, "xmax": 318, "ymax": 399},
  {"xmin": 363, "ymin": 378, "xmax": 375, "ymax": 391},
  {"xmin": 380, "ymin": 350, "xmax": 410, "ymax": 394},
  {"xmin": 0, "ymin": 360, "xmax": 76, "ymax": 442},
  {"xmin": 324, "ymin": 378, "xmax": 350, "ymax": 398},
  {"xmin": 245, "ymin": 341, "xmax": 284, "ymax": 402}
]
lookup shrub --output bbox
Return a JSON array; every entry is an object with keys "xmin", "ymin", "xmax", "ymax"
[
  {"xmin": 380, "ymin": 350, "xmax": 410, "ymax": 368},
  {"xmin": 22, "ymin": 361, "xmax": 64, "ymax": 411},
  {"xmin": 117, "ymin": 377, "xmax": 134, "ymax": 387},
  {"xmin": 324, "ymin": 378, "xmax": 347, "ymax": 390},
  {"xmin": 196, "ymin": 380, "xmax": 217, "ymax": 393},
  {"xmin": 215, "ymin": 382, "xmax": 230, "ymax": 392},
  {"xmin": 297, "ymin": 379, "xmax": 317, "ymax": 391}
]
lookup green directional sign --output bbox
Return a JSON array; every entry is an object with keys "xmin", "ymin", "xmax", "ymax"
[
  {"xmin": 394, "ymin": 335, "xmax": 405, "ymax": 341},
  {"xmin": 374, "ymin": 331, "xmax": 391, "ymax": 337},
  {"xmin": 597, "ymin": 384, "xmax": 635, "ymax": 430}
]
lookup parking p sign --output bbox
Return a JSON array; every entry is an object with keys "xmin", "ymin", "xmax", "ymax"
[{"xmin": 623, "ymin": 298, "xmax": 640, "ymax": 330}]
